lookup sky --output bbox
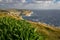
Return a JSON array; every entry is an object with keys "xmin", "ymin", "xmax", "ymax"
[{"xmin": 0, "ymin": 0, "xmax": 60, "ymax": 9}]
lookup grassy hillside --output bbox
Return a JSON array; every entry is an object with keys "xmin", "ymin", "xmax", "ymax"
[
  {"xmin": 0, "ymin": 10, "xmax": 60, "ymax": 40},
  {"xmin": 29, "ymin": 21, "xmax": 60, "ymax": 40},
  {"xmin": 0, "ymin": 14, "xmax": 44, "ymax": 40}
]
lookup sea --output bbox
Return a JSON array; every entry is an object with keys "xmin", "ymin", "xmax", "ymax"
[{"xmin": 23, "ymin": 10, "xmax": 60, "ymax": 26}]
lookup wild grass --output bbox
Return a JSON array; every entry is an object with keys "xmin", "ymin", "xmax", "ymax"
[
  {"xmin": 0, "ymin": 15, "xmax": 46, "ymax": 40},
  {"xmin": 0, "ymin": 10, "xmax": 60, "ymax": 40}
]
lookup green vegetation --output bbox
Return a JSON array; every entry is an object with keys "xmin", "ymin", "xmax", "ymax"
[
  {"xmin": 0, "ymin": 10, "xmax": 60, "ymax": 40},
  {"xmin": 0, "ymin": 16, "xmax": 46, "ymax": 40}
]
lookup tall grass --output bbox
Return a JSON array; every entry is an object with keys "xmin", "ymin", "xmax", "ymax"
[{"xmin": 0, "ymin": 16, "xmax": 46, "ymax": 40}]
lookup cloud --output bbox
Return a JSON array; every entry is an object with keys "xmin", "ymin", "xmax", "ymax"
[
  {"xmin": 12, "ymin": 1, "xmax": 60, "ymax": 9},
  {"xmin": 21, "ymin": 0, "xmax": 26, "ymax": 3},
  {"xmin": 33, "ymin": 0, "xmax": 52, "ymax": 1},
  {"xmin": 17, "ymin": 0, "xmax": 60, "ymax": 9},
  {"xmin": 0, "ymin": 0, "xmax": 60, "ymax": 9},
  {"xmin": 0, "ymin": 0, "xmax": 22, "ymax": 3},
  {"xmin": 0, "ymin": 0, "xmax": 2, "ymax": 2}
]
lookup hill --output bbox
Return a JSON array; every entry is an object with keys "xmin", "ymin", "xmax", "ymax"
[{"xmin": 0, "ymin": 10, "xmax": 60, "ymax": 40}]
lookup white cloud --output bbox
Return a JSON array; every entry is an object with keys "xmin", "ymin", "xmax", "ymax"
[
  {"xmin": 0, "ymin": 0, "xmax": 2, "ymax": 2},
  {"xmin": 0, "ymin": 0, "xmax": 60, "ymax": 9},
  {"xmin": 21, "ymin": 0, "xmax": 26, "ymax": 3},
  {"xmin": 12, "ymin": 1, "xmax": 58, "ymax": 9}
]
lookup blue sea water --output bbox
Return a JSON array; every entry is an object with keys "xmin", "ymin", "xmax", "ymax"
[{"xmin": 23, "ymin": 10, "xmax": 60, "ymax": 26}]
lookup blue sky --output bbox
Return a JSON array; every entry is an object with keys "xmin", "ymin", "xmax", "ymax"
[{"xmin": 0, "ymin": 0, "xmax": 60, "ymax": 9}]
